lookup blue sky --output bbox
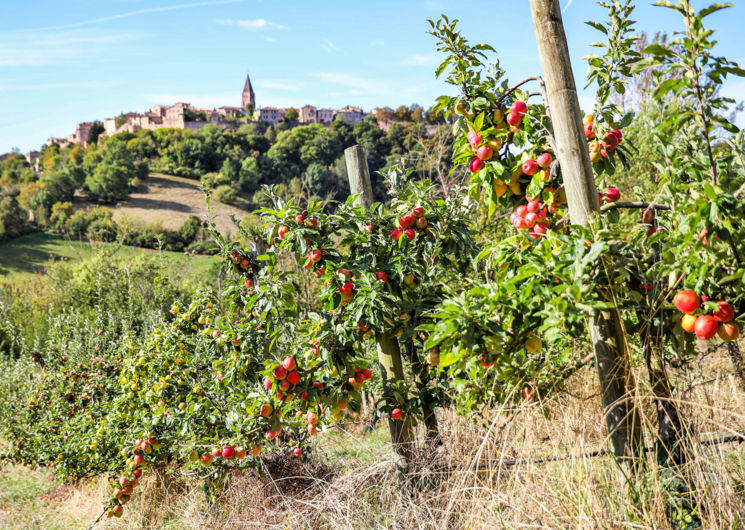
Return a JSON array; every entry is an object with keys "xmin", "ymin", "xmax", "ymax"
[{"xmin": 1, "ymin": 0, "xmax": 743, "ymax": 153}]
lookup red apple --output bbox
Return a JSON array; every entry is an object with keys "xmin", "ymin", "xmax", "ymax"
[
  {"xmin": 603, "ymin": 132, "xmax": 620, "ymax": 149},
  {"xmin": 673, "ymin": 290, "xmax": 700, "ymax": 314},
  {"xmin": 278, "ymin": 225, "xmax": 289, "ymax": 239},
  {"xmin": 404, "ymin": 229, "xmax": 415, "ymax": 241},
  {"xmin": 293, "ymin": 447, "xmax": 302, "ymax": 457},
  {"xmin": 399, "ymin": 214, "xmax": 415, "ymax": 229},
  {"xmin": 391, "ymin": 228, "xmax": 403, "ymax": 240},
  {"xmin": 522, "ymin": 159, "xmax": 539, "ymax": 176},
  {"xmin": 412, "ymin": 206, "xmax": 425, "ymax": 217},
  {"xmin": 375, "ymin": 271, "xmax": 387, "ymax": 283},
  {"xmin": 272, "ymin": 366, "xmax": 287, "ymax": 380},
  {"xmin": 718, "ymin": 322, "xmax": 740, "ymax": 342},
  {"xmin": 641, "ymin": 208, "xmax": 655, "ymax": 224},
  {"xmin": 694, "ymin": 315, "xmax": 718, "ymax": 340},
  {"xmin": 287, "ymin": 371, "xmax": 300, "ymax": 385},
  {"xmin": 603, "ymin": 188, "xmax": 621, "ymax": 202},
  {"xmin": 713, "ymin": 301, "xmax": 735, "ymax": 323},
  {"xmin": 391, "ymin": 408, "xmax": 403, "ymax": 420},
  {"xmin": 339, "ymin": 282, "xmax": 354, "ymax": 295},
  {"xmin": 506, "ymin": 112, "xmax": 522, "ymax": 130},
  {"xmin": 263, "ymin": 376, "xmax": 273, "ymax": 390},
  {"xmin": 282, "ymin": 356, "xmax": 296, "ymax": 371},
  {"xmin": 265, "ymin": 429, "xmax": 277, "ymax": 440},
  {"xmin": 511, "ymin": 101, "xmax": 527, "ymax": 117},
  {"xmin": 415, "ymin": 217, "xmax": 428, "ymax": 229},
  {"xmin": 536, "ymin": 152, "xmax": 552, "ymax": 168},
  {"xmin": 222, "ymin": 446, "xmax": 235, "ymax": 459},
  {"xmin": 469, "ymin": 157, "xmax": 484, "ymax": 173},
  {"xmin": 476, "ymin": 145, "xmax": 493, "ymax": 161},
  {"xmin": 466, "ymin": 131, "xmax": 482, "ymax": 148},
  {"xmin": 309, "ymin": 249, "xmax": 323, "ymax": 263}
]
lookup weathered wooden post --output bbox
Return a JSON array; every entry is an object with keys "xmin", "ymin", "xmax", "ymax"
[
  {"xmin": 528, "ymin": 0, "xmax": 643, "ymax": 466},
  {"xmin": 344, "ymin": 145, "xmax": 414, "ymax": 470}
]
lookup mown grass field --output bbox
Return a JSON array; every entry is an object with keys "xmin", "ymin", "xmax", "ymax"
[{"xmin": 0, "ymin": 231, "xmax": 218, "ymax": 281}]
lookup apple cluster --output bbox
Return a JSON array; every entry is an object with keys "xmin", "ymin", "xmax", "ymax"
[
  {"xmin": 674, "ymin": 290, "xmax": 740, "ymax": 341},
  {"xmin": 106, "ymin": 437, "xmax": 158, "ymax": 518},
  {"xmin": 584, "ymin": 115, "xmax": 624, "ymax": 162},
  {"xmin": 390, "ymin": 205, "xmax": 429, "ymax": 242}
]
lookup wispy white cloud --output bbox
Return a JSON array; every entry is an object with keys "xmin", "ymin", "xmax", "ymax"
[
  {"xmin": 216, "ymin": 19, "xmax": 287, "ymax": 30},
  {"xmin": 254, "ymin": 81, "xmax": 300, "ymax": 91},
  {"xmin": 563, "ymin": 0, "xmax": 575, "ymax": 13},
  {"xmin": 400, "ymin": 54, "xmax": 439, "ymax": 67},
  {"xmin": 320, "ymin": 40, "xmax": 343, "ymax": 54},
  {"xmin": 14, "ymin": 0, "xmax": 244, "ymax": 32},
  {"xmin": 0, "ymin": 80, "xmax": 120, "ymax": 92},
  {"xmin": 310, "ymin": 72, "xmax": 426, "ymax": 99},
  {"xmin": 264, "ymin": 36, "xmax": 277, "ymax": 43},
  {"xmin": 0, "ymin": 33, "xmax": 138, "ymax": 66}
]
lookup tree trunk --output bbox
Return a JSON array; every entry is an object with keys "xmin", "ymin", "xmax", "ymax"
[{"xmin": 529, "ymin": 0, "xmax": 643, "ymax": 468}]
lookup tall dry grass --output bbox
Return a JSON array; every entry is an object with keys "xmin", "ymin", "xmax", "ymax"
[{"xmin": 11, "ymin": 347, "xmax": 743, "ymax": 529}]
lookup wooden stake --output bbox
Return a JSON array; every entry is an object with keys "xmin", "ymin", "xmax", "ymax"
[
  {"xmin": 529, "ymin": 0, "xmax": 642, "ymax": 466},
  {"xmin": 344, "ymin": 145, "xmax": 414, "ymax": 470}
]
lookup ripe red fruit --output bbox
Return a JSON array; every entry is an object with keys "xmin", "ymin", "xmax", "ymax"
[
  {"xmin": 611, "ymin": 129, "xmax": 623, "ymax": 141},
  {"xmin": 522, "ymin": 159, "xmax": 539, "ymax": 176},
  {"xmin": 265, "ymin": 429, "xmax": 277, "ymax": 440},
  {"xmin": 506, "ymin": 112, "xmax": 522, "ymax": 130},
  {"xmin": 293, "ymin": 447, "xmax": 302, "ymax": 457},
  {"xmin": 584, "ymin": 122, "xmax": 595, "ymax": 139},
  {"xmin": 603, "ymin": 132, "xmax": 620, "ymax": 149},
  {"xmin": 339, "ymin": 282, "xmax": 354, "ymax": 296},
  {"xmin": 294, "ymin": 214, "xmax": 305, "ymax": 225},
  {"xmin": 404, "ymin": 229, "xmax": 415, "ymax": 241},
  {"xmin": 279, "ymin": 379, "xmax": 290, "ymax": 391},
  {"xmin": 359, "ymin": 368, "xmax": 372, "ymax": 381},
  {"xmin": 307, "ymin": 411, "xmax": 318, "ymax": 425},
  {"xmin": 526, "ymin": 200, "xmax": 541, "ymax": 214},
  {"xmin": 133, "ymin": 454, "xmax": 144, "ymax": 465},
  {"xmin": 673, "ymin": 290, "xmax": 700, "ymax": 314},
  {"xmin": 476, "ymin": 145, "xmax": 493, "ymax": 161},
  {"xmin": 641, "ymin": 208, "xmax": 655, "ymax": 224},
  {"xmin": 364, "ymin": 224, "xmax": 374, "ymax": 232},
  {"xmin": 211, "ymin": 446, "xmax": 222, "ymax": 457},
  {"xmin": 712, "ymin": 301, "xmax": 735, "ymax": 323},
  {"xmin": 282, "ymin": 356, "xmax": 296, "ymax": 371},
  {"xmin": 647, "ymin": 226, "xmax": 660, "ymax": 237},
  {"xmin": 339, "ymin": 268, "xmax": 351, "ymax": 279},
  {"xmin": 511, "ymin": 101, "xmax": 527, "ymax": 117},
  {"xmin": 309, "ymin": 249, "xmax": 323, "ymax": 263},
  {"xmin": 469, "ymin": 157, "xmax": 485, "ymax": 173},
  {"xmin": 391, "ymin": 228, "xmax": 403, "ymax": 240},
  {"xmin": 307, "ymin": 218, "xmax": 318, "ymax": 228},
  {"xmin": 415, "ymin": 217, "xmax": 428, "ymax": 229},
  {"xmin": 260, "ymin": 404, "xmax": 273, "ymax": 417},
  {"xmin": 133, "ymin": 470, "xmax": 142, "ymax": 478},
  {"xmin": 375, "ymin": 271, "xmax": 387, "ymax": 283},
  {"xmin": 278, "ymin": 225, "xmax": 289, "ymax": 239},
  {"xmin": 263, "ymin": 376, "xmax": 273, "ymax": 390},
  {"xmin": 287, "ymin": 371, "xmax": 300, "ymax": 385},
  {"xmin": 272, "ymin": 366, "xmax": 287, "ymax": 380},
  {"xmin": 718, "ymin": 322, "xmax": 740, "ymax": 342},
  {"xmin": 391, "ymin": 408, "xmax": 403, "ymax": 420},
  {"xmin": 412, "ymin": 206, "xmax": 425, "ymax": 217},
  {"xmin": 222, "ymin": 446, "xmax": 235, "ymax": 459},
  {"xmin": 466, "ymin": 131, "xmax": 482, "ymax": 148},
  {"xmin": 694, "ymin": 315, "xmax": 719, "ymax": 340},
  {"xmin": 399, "ymin": 214, "xmax": 415, "ymax": 229},
  {"xmin": 536, "ymin": 152, "xmax": 552, "ymax": 168},
  {"xmin": 603, "ymin": 188, "xmax": 621, "ymax": 202}
]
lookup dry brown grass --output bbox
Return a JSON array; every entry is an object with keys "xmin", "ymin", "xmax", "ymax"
[
  {"xmin": 77, "ymin": 173, "xmax": 253, "ymax": 234},
  {"xmin": 4, "ymin": 347, "xmax": 745, "ymax": 529}
]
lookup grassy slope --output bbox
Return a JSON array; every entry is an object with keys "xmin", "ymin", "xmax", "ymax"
[
  {"xmin": 105, "ymin": 173, "xmax": 253, "ymax": 234},
  {"xmin": 0, "ymin": 232, "xmax": 218, "ymax": 281}
]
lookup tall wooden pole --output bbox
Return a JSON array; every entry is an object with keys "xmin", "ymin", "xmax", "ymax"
[
  {"xmin": 529, "ymin": 0, "xmax": 642, "ymax": 466},
  {"xmin": 344, "ymin": 145, "xmax": 413, "ymax": 471}
]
